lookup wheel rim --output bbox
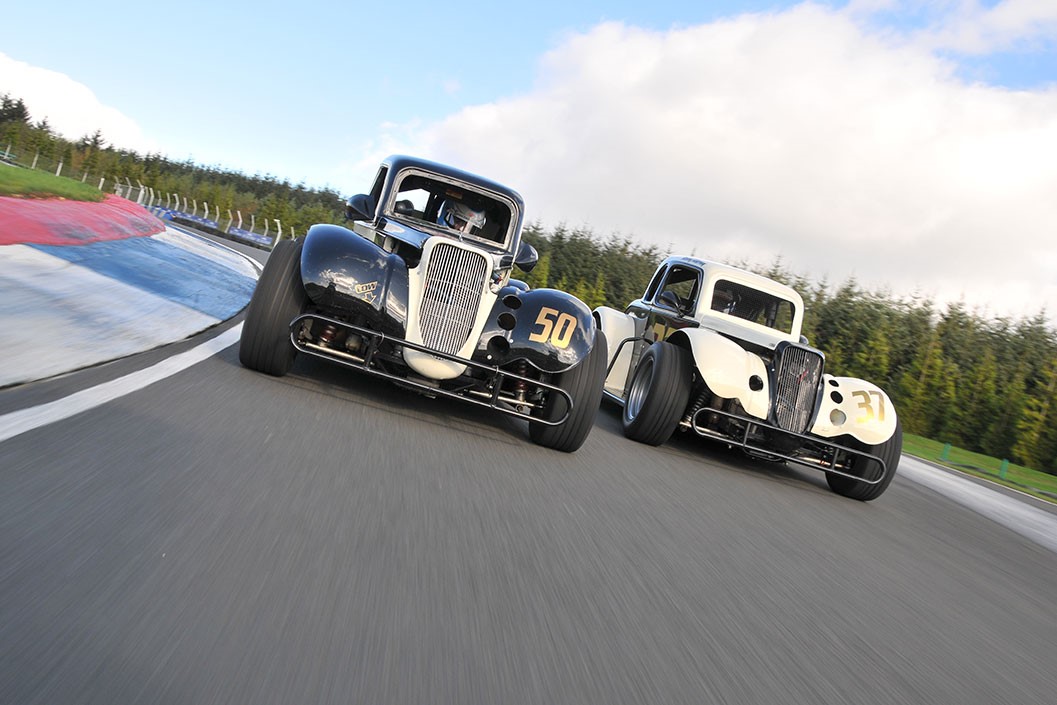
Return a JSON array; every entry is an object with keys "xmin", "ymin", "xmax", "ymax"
[{"xmin": 625, "ymin": 356, "xmax": 655, "ymax": 422}]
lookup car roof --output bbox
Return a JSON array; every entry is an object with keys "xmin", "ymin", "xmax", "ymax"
[
  {"xmin": 662, "ymin": 256, "xmax": 801, "ymax": 300},
  {"xmin": 382, "ymin": 155, "xmax": 525, "ymax": 210}
]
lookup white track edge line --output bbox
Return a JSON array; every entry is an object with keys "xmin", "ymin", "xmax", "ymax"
[{"xmin": 0, "ymin": 324, "xmax": 243, "ymax": 444}]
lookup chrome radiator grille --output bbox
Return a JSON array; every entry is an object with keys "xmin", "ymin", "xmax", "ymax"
[
  {"xmin": 773, "ymin": 345, "xmax": 824, "ymax": 434},
  {"xmin": 418, "ymin": 243, "xmax": 489, "ymax": 355}
]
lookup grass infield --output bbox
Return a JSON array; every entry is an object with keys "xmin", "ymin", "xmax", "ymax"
[
  {"xmin": 0, "ymin": 163, "xmax": 105, "ymax": 201},
  {"xmin": 903, "ymin": 433, "xmax": 1057, "ymax": 504}
]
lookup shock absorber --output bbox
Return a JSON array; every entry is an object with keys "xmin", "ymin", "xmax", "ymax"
[
  {"xmin": 510, "ymin": 360, "xmax": 530, "ymax": 397},
  {"xmin": 316, "ymin": 323, "xmax": 338, "ymax": 347},
  {"xmin": 684, "ymin": 387, "xmax": 712, "ymax": 428}
]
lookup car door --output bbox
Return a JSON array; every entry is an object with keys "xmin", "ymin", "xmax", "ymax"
[
  {"xmin": 621, "ymin": 263, "xmax": 702, "ymax": 394},
  {"xmin": 647, "ymin": 263, "xmax": 702, "ymax": 342}
]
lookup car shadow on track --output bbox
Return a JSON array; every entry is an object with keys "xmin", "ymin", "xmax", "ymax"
[
  {"xmin": 223, "ymin": 348, "xmax": 540, "ymax": 448},
  {"xmin": 596, "ymin": 400, "xmax": 833, "ymax": 497}
]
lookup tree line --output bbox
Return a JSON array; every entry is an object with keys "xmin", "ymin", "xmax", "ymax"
[
  {"xmin": 1, "ymin": 92, "xmax": 345, "ymax": 235},
  {"xmin": 4, "ymin": 91, "xmax": 1057, "ymax": 474}
]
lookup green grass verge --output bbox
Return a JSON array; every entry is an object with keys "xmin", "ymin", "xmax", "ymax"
[
  {"xmin": 0, "ymin": 164, "xmax": 105, "ymax": 201},
  {"xmin": 903, "ymin": 433, "xmax": 1057, "ymax": 504}
]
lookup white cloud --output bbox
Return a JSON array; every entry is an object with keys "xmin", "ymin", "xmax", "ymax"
[
  {"xmin": 356, "ymin": 2, "xmax": 1057, "ymax": 320},
  {"xmin": 914, "ymin": 0, "xmax": 1057, "ymax": 54},
  {"xmin": 0, "ymin": 52, "xmax": 156, "ymax": 153}
]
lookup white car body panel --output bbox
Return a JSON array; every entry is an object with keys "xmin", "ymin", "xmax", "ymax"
[{"xmin": 594, "ymin": 306, "xmax": 637, "ymax": 395}]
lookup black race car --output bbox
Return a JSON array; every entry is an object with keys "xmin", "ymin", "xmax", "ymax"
[{"xmin": 239, "ymin": 155, "xmax": 607, "ymax": 452}]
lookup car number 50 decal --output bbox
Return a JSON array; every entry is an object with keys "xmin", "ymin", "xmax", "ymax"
[
  {"xmin": 528, "ymin": 307, "xmax": 578, "ymax": 348},
  {"xmin": 852, "ymin": 390, "xmax": 886, "ymax": 423}
]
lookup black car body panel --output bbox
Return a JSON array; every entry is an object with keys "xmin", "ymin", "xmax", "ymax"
[{"xmin": 301, "ymin": 223, "xmax": 409, "ymax": 336}]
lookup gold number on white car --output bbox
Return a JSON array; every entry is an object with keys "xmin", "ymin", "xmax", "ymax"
[{"xmin": 852, "ymin": 390, "xmax": 886, "ymax": 423}]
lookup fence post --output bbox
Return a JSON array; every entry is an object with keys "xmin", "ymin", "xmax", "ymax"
[
  {"xmin": 236, "ymin": 210, "xmax": 243, "ymax": 229},
  {"xmin": 940, "ymin": 443, "xmax": 951, "ymax": 461},
  {"xmin": 999, "ymin": 459, "xmax": 1009, "ymax": 479},
  {"xmin": 249, "ymin": 214, "xmax": 255, "ymax": 233},
  {"xmin": 81, "ymin": 171, "xmax": 88, "ymax": 183},
  {"xmin": 55, "ymin": 160, "xmax": 63, "ymax": 177},
  {"xmin": 263, "ymin": 219, "xmax": 269, "ymax": 237},
  {"xmin": 31, "ymin": 152, "xmax": 39, "ymax": 169},
  {"xmin": 98, "ymin": 176, "xmax": 106, "ymax": 190},
  {"xmin": 226, "ymin": 210, "xmax": 233, "ymax": 232}
]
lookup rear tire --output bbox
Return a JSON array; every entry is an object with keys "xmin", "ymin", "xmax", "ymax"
[
  {"xmin": 239, "ymin": 239, "xmax": 308, "ymax": 376},
  {"xmin": 826, "ymin": 420, "xmax": 902, "ymax": 501},
  {"xmin": 622, "ymin": 341, "xmax": 692, "ymax": 446},
  {"xmin": 529, "ymin": 330, "xmax": 608, "ymax": 453}
]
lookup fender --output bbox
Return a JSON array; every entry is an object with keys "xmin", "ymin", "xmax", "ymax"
[
  {"xmin": 593, "ymin": 306, "xmax": 638, "ymax": 395},
  {"xmin": 810, "ymin": 375, "xmax": 898, "ymax": 446},
  {"xmin": 300, "ymin": 223, "xmax": 409, "ymax": 336},
  {"xmin": 668, "ymin": 328, "xmax": 771, "ymax": 420},
  {"xmin": 472, "ymin": 287, "xmax": 595, "ymax": 373}
]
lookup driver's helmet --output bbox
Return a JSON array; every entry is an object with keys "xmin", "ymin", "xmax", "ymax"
[{"xmin": 437, "ymin": 199, "xmax": 486, "ymax": 235}]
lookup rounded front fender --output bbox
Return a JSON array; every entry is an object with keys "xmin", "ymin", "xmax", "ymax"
[
  {"xmin": 811, "ymin": 375, "xmax": 899, "ymax": 445},
  {"xmin": 472, "ymin": 287, "xmax": 596, "ymax": 373},
  {"xmin": 668, "ymin": 328, "xmax": 771, "ymax": 420},
  {"xmin": 300, "ymin": 223, "xmax": 409, "ymax": 335}
]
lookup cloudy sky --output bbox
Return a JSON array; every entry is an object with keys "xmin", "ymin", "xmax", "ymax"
[{"xmin": 2, "ymin": 1, "xmax": 1055, "ymax": 320}]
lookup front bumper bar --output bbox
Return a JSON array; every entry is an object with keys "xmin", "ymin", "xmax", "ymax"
[
  {"xmin": 690, "ymin": 407, "xmax": 889, "ymax": 485},
  {"xmin": 289, "ymin": 313, "xmax": 572, "ymax": 426}
]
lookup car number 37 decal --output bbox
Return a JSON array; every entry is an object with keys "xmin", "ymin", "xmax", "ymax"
[
  {"xmin": 852, "ymin": 390, "xmax": 886, "ymax": 423},
  {"xmin": 528, "ymin": 307, "xmax": 578, "ymax": 348}
]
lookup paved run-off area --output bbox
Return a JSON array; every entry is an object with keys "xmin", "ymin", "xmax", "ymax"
[{"xmin": 0, "ymin": 195, "xmax": 258, "ymax": 388}]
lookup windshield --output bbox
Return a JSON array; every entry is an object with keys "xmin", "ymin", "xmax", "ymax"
[
  {"xmin": 710, "ymin": 279, "xmax": 797, "ymax": 334},
  {"xmin": 387, "ymin": 170, "xmax": 514, "ymax": 249}
]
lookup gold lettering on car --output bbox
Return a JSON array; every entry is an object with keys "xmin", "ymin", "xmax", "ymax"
[
  {"xmin": 529, "ymin": 307, "xmax": 578, "ymax": 348},
  {"xmin": 852, "ymin": 390, "xmax": 886, "ymax": 423}
]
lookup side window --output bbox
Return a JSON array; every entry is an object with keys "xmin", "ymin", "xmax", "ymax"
[{"xmin": 657, "ymin": 266, "xmax": 701, "ymax": 313}]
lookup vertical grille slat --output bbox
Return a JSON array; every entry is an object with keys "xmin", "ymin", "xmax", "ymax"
[
  {"xmin": 773, "ymin": 346, "xmax": 824, "ymax": 434},
  {"xmin": 419, "ymin": 243, "xmax": 489, "ymax": 355}
]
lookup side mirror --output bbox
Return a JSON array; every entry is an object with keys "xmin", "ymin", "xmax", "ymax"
[
  {"xmin": 514, "ymin": 242, "xmax": 538, "ymax": 273},
  {"xmin": 658, "ymin": 290, "xmax": 683, "ymax": 311},
  {"xmin": 345, "ymin": 194, "xmax": 375, "ymax": 221}
]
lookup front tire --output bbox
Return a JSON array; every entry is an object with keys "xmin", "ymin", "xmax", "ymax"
[
  {"xmin": 239, "ymin": 239, "xmax": 308, "ymax": 376},
  {"xmin": 826, "ymin": 420, "xmax": 903, "ymax": 501},
  {"xmin": 529, "ymin": 330, "xmax": 608, "ymax": 453},
  {"xmin": 622, "ymin": 341, "xmax": 692, "ymax": 445}
]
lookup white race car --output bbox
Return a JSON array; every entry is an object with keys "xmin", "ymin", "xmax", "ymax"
[{"xmin": 595, "ymin": 256, "xmax": 901, "ymax": 500}]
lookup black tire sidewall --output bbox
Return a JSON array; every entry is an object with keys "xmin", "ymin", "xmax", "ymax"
[
  {"xmin": 621, "ymin": 341, "xmax": 692, "ymax": 446},
  {"xmin": 238, "ymin": 239, "xmax": 307, "ymax": 376},
  {"xmin": 529, "ymin": 329, "xmax": 608, "ymax": 453}
]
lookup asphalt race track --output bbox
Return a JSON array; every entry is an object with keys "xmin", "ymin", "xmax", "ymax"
[{"xmin": 2, "ymin": 246, "xmax": 1056, "ymax": 704}]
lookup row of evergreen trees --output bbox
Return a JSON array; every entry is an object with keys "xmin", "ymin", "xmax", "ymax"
[
  {"xmin": 1, "ymin": 93, "xmax": 345, "ymax": 235},
  {"xmin": 4, "ymin": 92, "xmax": 1056, "ymax": 474}
]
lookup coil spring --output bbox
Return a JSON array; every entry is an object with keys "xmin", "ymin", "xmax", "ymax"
[
  {"xmin": 317, "ymin": 323, "xmax": 338, "ymax": 346},
  {"xmin": 511, "ymin": 360, "xmax": 530, "ymax": 393},
  {"xmin": 686, "ymin": 387, "xmax": 711, "ymax": 424}
]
